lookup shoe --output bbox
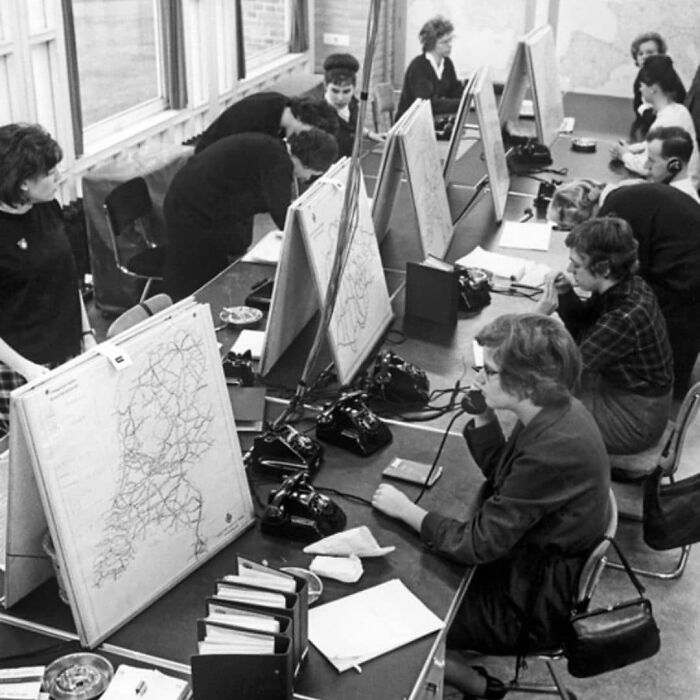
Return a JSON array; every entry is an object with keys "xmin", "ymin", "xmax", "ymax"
[{"xmin": 471, "ymin": 665, "xmax": 507, "ymax": 699}]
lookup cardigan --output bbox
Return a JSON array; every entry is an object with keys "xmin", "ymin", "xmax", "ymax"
[{"xmin": 396, "ymin": 54, "xmax": 462, "ymax": 119}]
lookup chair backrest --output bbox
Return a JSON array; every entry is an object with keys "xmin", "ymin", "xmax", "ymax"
[
  {"xmin": 106, "ymin": 293, "xmax": 173, "ymax": 339},
  {"xmin": 104, "ymin": 177, "xmax": 155, "ymax": 270},
  {"xmin": 658, "ymin": 380, "xmax": 700, "ymax": 478},
  {"xmin": 575, "ymin": 489, "xmax": 618, "ymax": 611},
  {"xmin": 372, "ymin": 82, "xmax": 395, "ymax": 132}
]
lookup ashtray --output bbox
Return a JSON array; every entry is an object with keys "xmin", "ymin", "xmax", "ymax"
[
  {"xmin": 43, "ymin": 653, "xmax": 114, "ymax": 700},
  {"xmin": 571, "ymin": 137, "xmax": 597, "ymax": 153},
  {"xmin": 281, "ymin": 566, "xmax": 324, "ymax": 604},
  {"xmin": 219, "ymin": 305, "xmax": 263, "ymax": 327}
]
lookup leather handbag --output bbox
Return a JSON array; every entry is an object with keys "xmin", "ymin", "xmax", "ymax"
[
  {"xmin": 563, "ymin": 537, "xmax": 660, "ymax": 678},
  {"xmin": 643, "ymin": 466, "xmax": 700, "ymax": 550}
]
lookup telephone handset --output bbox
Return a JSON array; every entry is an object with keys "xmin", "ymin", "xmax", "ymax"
[
  {"xmin": 244, "ymin": 423, "xmax": 324, "ymax": 478},
  {"xmin": 260, "ymin": 471, "xmax": 347, "ymax": 541},
  {"xmin": 316, "ymin": 391, "xmax": 393, "ymax": 456}
]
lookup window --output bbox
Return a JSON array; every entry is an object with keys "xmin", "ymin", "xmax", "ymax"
[
  {"xmin": 71, "ymin": 0, "xmax": 164, "ymax": 131},
  {"xmin": 239, "ymin": 0, "xmax": 289, "ymax": 77}
]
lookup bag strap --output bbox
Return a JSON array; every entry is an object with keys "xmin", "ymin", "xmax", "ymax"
[{"xmin": 604, "ymin": 536, "xmax": 647, "ymax": 597}]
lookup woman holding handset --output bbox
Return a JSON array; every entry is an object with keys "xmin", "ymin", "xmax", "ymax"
[{"xmin": 372, "ymin": 314, "xmax": 610, "ymax": 699}]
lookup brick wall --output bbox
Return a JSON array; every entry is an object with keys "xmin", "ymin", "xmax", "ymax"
[{"xmin": 242, "ymin": 0, "xmax": 287, "ymax": 55}]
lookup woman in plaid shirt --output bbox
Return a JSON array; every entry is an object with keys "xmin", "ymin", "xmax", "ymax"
[{"xmin": 537, "ymin": 217, "xmax": 673, "ymax": 454}]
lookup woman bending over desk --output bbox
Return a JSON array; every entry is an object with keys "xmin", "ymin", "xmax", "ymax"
[
  {"xmin": 163, "ymin": 129, "xmax": 337, "ymax": 300},
  {"xmin": 372, "ymin": 314, "xmax": 610, "ymax": 699},
  {"xmin": 0, "ymin": 123, "xmax": 95, "ymax": 437}
]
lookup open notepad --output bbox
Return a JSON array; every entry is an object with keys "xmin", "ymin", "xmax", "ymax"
[{"xmin": 308, "ymin": 578, "xmax": 444, "ymax": 673}]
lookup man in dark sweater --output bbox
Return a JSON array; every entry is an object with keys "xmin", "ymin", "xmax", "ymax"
[{"xmin": 194, "ymin": 92, "xmax": 338, "ymax": 154}]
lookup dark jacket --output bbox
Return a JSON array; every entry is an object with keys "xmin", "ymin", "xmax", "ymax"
[
  {"xmin": 421, "ymin": 399, "xmax": 610, "ymax": 650},
  {"xmin": 396, "ymin": 54, "xmax": 462, "ymax": 119}
]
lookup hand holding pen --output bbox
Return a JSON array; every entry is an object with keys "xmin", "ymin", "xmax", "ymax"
[{"xmin": 535, "ymin": 272, "xmax": 571, "ymax": 315}]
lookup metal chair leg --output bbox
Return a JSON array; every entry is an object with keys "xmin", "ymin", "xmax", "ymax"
[
  {"xmin": 606, "ymin": 544, "xmax": 691, "ymax": 580},
  {"xmin": 138, "ymin": 277, "xmax": 154, "ymax": 303}
]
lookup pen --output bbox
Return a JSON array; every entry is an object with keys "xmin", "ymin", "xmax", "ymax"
[
  {"xmin": 510, "ymin": 281, "xmax": 543, "ymax": 292},
  {"xmin": 519, "ymin": 208, "xmax": 534, "ymax": 223},
  {"xmin": 136, "ymin": 680, "xmax": 147, "ymax": 695}
]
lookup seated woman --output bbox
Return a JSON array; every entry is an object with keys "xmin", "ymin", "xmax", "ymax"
[
  {"xmin": 319, "ymin": 53, "xmax": 384, "ymax": 158},
  {"xmin": 612, "ymin": 55, "xmax": 696, "ymax": 186},
  {"xmin": 537, "ymin": 217, "xmax": 673, "ymax": 454},
  {"xmin": 629, "ymin": 31, "xmax": 668, "ymax": 140},
  {"xmin": 194, "ymin": 92, "xmax": 338, "ymax": 154},
  {"xmin": 372, "ymin": 313, "xmax": 610, "ymax": 699},
  {"xmin": 548, "ymin": 178, "xmax": 700, "ymax": 399},
  {"xmin": 163, "ymin": 129, "xmax": 337, "ymax": 300},
  {"xmin": 0, "ymin": 123, "xmax": 95, "ymax": 437},
  {"xmin": 396, "ymin": 15, "xmax": 463, "ymax": 121}
]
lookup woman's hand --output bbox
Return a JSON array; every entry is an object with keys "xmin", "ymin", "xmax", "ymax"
[
  {"xmin": 19, "ymin": 360, "xmax": 50, "ymax": 382},
  {"xmin": 371, "ymin": 483, "xmax": 427, "ymax": 532},
  {"xmin": 609, "ymin": 140, "xmax": 630, "ymax": 161},
  {"xmin": 536, "ymin": 272, "xmax": 570, "ymax": 315}
]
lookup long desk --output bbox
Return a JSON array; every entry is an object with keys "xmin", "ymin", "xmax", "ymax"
[{"xmin": 1, "ymin": 106, "xmax": 631, "ymax": 698}]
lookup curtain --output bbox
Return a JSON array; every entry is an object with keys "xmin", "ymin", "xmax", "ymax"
[
  {"xmin": 289, "ymin": 0, "xmax": 308, "ymax": 53},
  {"xmin": 161, "ymin": 0, "xmax": 188, "ymax": 109},
  {"xmin": 61, "ymin": 0, "xmax": 84, "ymax": 156},
  {"xmin": 235, "ymin": 0, "xmax": 246, "ymax": 80}
]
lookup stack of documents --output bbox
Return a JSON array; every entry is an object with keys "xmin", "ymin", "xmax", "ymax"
[
  {"xmin": 99, "ymin": 665, "xmax": 190, "ymax": 700},
  {"xmin": 0, "ymin": 667, "xmax": 44, "ymax": 700}
]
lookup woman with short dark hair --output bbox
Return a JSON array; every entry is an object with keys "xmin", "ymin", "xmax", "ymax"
[
  {"xmin": 537, "ymin": 217, "xmax": 673, "ymax": 454},
  {"xmin": 0, "ymin": 123, "xmax": 95, "ymax": 437},
  {"xmin": 372, "ymin": 313, "xmax": 610, "ymax": 699},
  {"xmin": 396, "ymin": 15, "xmax": 463, "ymax": 120},
  {"xmin": 164, "ymin": 128, "xmax": 338, "ymax": 300}
]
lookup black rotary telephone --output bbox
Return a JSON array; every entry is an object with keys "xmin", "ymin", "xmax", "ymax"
[
  {"xmin": 316, "ymin": 391, "xmax": 393, "ymax": 456},
  {"xmin": 366, "ymin": 351, "xmax": 430, "ymax": 406},
  {"xmin": 260, "ymin": 471, "xmax": 347, "ymax": 541},
  {"xmin": 244, "ymin": 423, "xmax": 324, "ymax": 478}
]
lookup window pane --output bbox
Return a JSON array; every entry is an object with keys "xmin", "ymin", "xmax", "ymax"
[
  {"xmin": 0, "ymin": 58, "xmax": 12, "ymax": 123},
  {"xmin": 73, "ymin": 0, "xmax": 161, "ymax": 127},
  {"xmin": 26, "ymin": 0, "xmax": 50, "ymax": 34},
  {"xmin": 241, "ymin": 0, "xmax": 288, "ymax": 74},
  {"xmin": 31, "ymin": 42, "xmax": 58, "ymax": 136}
]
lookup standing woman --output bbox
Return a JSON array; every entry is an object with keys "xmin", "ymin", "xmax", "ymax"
[
  {"xmin": 396, "ymin": 15, "xmax": 463, "ymax": 120},
  {"xmin": 321, "ymin": 53, "xmax": 384, "ymax": 158},
  {"xmin": 0, "ymin": 123, "xmax": 95, "ymax": 437}
]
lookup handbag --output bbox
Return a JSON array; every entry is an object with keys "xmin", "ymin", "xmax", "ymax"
[
  {"xmin": 643, "ymin": 465, "xmax": 700, "ymax": 550},
  {"xmin": 563, "ymin": 537, "xmax": 660, "ymax": 678}
]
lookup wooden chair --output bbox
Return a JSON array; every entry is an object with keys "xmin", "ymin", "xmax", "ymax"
[
  {"xmin": 507, "ymin": 490, "xmax": 618, "ymax": 698},
  {"xmin": 372, "ymin": 82, "xmax": 395, "ymax": 133},
  {"xmin": 607, "ymin": 380, "xmax": 700, "ymax": 580},
  {"xmin": 103, "ymin": 177, "xmax": 167, "ymax": 303}
]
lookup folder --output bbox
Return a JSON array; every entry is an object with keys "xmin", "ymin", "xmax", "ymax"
[
  {"xmin": 191, "ymin": 633, "xmax": 292, "ymax": 700},
  {"xmin": 405, "ymin": 260, "xmax": 459, "ymax": 325},
  {"xmin": 205, "ymin": 597, "xmax": 292, "ymax": 637}
]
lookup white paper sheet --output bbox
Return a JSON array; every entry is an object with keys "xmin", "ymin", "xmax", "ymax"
[
  {"xmin": 241, "ymin": 230, "xmax": 284, "ymax": 264},
  {"xmin": 308, "ymin": 578, "xmax": 444, "ymax": 672},
  {"xmin": 455, "ymin": 246, "xmax": 526, "ymax": 280},
  {"xmin": 231, "ymin": 330, "xmax": 266, "ymax": 359},
  {"xmin": 498, "ymin": 221, "xmax": 552, "ymax": 251}
]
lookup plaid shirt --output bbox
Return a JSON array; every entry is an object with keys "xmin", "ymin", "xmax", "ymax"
[{"xmin": 557, "ymin": 276, "xmax": 673, "ymax": 396}]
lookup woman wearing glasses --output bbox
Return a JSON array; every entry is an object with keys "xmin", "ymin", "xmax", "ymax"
[
  {"xmin": 396, "ymin": 15, "xmax": 463, "ymax": 120},
  {"xmin": 372, "ymin": 314, "xmax": 610, "ymax": 700}
]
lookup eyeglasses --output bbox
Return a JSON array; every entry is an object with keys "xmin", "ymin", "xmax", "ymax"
[{"xmin": 472, "ymin": 364, "xmax": 500, "ymax": 378}]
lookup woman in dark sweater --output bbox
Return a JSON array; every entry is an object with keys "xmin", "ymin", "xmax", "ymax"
[
  {"xmin": 194, "ymin": 92, "xmax": 338, "ymax": 154},
  {"xmin": 0, "ymin": 123, "xmax": 94, "ymax": 437},
  {"xmin": 163, "ymin": 128, "xmax": 338, "ymax": 300},
  {"xmin": 396, "ymin": 15, "xmax": 463, "ymax": 120}
]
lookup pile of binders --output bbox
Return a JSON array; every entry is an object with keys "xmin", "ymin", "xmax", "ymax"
[{"xmin": 190, "ymin": 557, "xmax": 309, "ymax": 700}]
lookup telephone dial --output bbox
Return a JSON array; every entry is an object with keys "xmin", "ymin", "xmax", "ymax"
[
  {"xmin": 316, "ymin": 391, "xmax": 393, "ymax": 456},
  {"xmin": 261, "ymin": 471, "xmax": 347, "ymax": 541},
  {"xmin": 222, "ymin": 349, "xmax": 255, "ymax": 386},
  {"xmin": 244, "ymin": 423, "xmax": 324, "ymax": 478},
  {"xmin": 366, "ymin": 350, "xmax": 430, "ymax": 406}
]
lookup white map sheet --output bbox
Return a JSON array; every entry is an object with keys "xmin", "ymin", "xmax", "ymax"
[{"xmin": 11, "ymin": 301, "xmax": 254, "ymax": 646}]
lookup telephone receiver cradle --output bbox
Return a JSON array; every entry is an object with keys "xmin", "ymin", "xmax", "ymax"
[
  {"xmin": 244, "ymin": 423, "xmax": 323, "ymax": 479},
  {"xmin": 316, "ymin": 391, "xmax": 393, "ymax": 456},
  {"xmin": 260, "ymin": 471, "xmax": 347, "ymax": 542},
  {"xmin": 366, "ymin": 350, "xmax": 430, "ymax": 406}
]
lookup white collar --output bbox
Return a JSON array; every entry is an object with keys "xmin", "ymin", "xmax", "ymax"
[{"xmin": 425, "ymin": 52, "xmax": 444, "ymax": 80}]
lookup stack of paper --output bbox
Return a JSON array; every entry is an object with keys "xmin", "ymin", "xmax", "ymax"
[
  {"xmin": 0, "ymin": 667, "xmax": 44, "ymax": 700},
  {"xmin": 95, "ymin": 665, "xmax": 190, "ymax": 700}
]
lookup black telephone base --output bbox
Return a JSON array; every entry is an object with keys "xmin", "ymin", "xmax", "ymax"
[
  {"xmin": 317, "ymin": 423, "xmax": 392, "ymax": 456},
  {"xmin": 260, "ymin": 508, "xmax": 346, "ymax": 542}
]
